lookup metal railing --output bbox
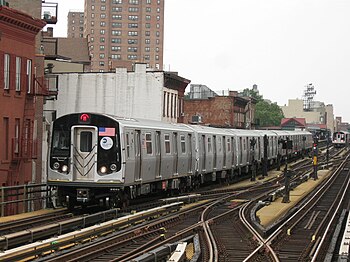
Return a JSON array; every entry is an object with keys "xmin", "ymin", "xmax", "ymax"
[{"xmin": 0, "ymin": 183, "xmax": 50, "ymax": 217}]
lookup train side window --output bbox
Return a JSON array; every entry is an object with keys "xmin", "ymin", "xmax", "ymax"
[
  {"xmin": 126, "ymin": 133, "xmax": 130, "ymax": 158},
  {"xmin": 145, "ymin": 133, "xmax": 152, "ymax": 155},
  {"xmin": 227, "ymin": 138, "xmax": 231, "ymax": 152},
  {"xmin": 165, "ymin": 134, "xmax": 170, "ymax": 154},
  {"xmin": 218, "ymin": 136, "xmax": 222, "ymax": 152},
  {"xmin": 80, "ymin": 131, "xmax": 92, "ymax": 152},
  {"xmin": 208, "ymin": 137, "xmax": 212, "ymax": 153},
  {"xmin": 180, "ymin": 135, "xmax": 186, "ymax": 153}
]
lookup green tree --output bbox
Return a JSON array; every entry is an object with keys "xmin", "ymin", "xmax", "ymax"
[
  {"xmin": 240, "ymin": 87, "xmax": 284, "ymax": 127},
  {"xmin": 255, "ymin": 100, "xmax": 284, "ymax": 127}
]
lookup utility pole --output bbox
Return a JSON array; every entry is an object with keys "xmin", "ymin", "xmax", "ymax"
[
  {"xmin": 282, "ymin": 137, "xmax": 293, "ymax": 203},
  {"xmin": 313, "ymin": 137, "xmax": 318, "ymax": 180}
]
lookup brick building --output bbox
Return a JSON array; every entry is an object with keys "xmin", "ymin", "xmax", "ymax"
[
  {"xmin": 184, "ymin": 90, "xmax": 256, "ymax": 129},
  {"xmin": 0, "ymin": 5, "xmax": 45, "ymax": 188},
  {"xmin": 67, "ymin": 11, "xmax": 84, "ymax": 38},
  {"xmin": 82, "ymin": 0, "xmax": 164, "ymax": 72}
]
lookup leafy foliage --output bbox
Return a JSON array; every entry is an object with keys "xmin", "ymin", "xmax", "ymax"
[{"xmin": 241, "ymin": 87, "xmax": 284, "ymax": 127}]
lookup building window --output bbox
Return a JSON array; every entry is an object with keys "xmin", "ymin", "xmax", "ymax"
[
  {"xmin": 3, "ymin": 117, "xmax": 9, "ymax": 160},
  {"xmin": 90, "ymin": 37, "xmax": 94, "ymax": 42},
  {"xmin": 112, "ymin": 14, "xmax": 122, "ymax": 19},
  {"xmin": 155, "ymin": 55, "xmax": 159, "ymax": 60},
  {"xmin": 145, "ymin": 23, "xmax": 151, "ymax": 28},
  {"xmin": 146, "ymin": 7, "xmax": 151, "ymax": 12},
  {"xmin": 128, "ymin": 31, "xmax": 138, "ymax": 36},
  {"xmin": 157, "ymin": 15, "xmax": 160, "ymax": 20},
  {"xmin": 99, "ymin": 69, "xmax": 104, "ymax": 72},
  {"xmin": 128, "ymin": 15, "xmax": 138, "ymax": 21},
  {"xmin": 99, "ymin": 53, "xmax": 105, "ymax": 59},
  {"xmin": 91, "ymin": 29, "xmax": 94, "ymax": 34},
  {"xmin": 100, "ymin": 37, "xmax": 105, "ymax": 42},
  {"xmin": 111, "ymin": 46, "xmax": 121, "ymax": 51},
  {"xmin": 156, "ymin": 47, "xmax": 159, "ymax": 52},
  {"xmin": 156, "ymin": 31, "xmax": 160, "ymax": 37},
  {"xmin": 156, "ymin": 23, "xmax": 160, "ymax": 28},
  {"xmin": 101, "ymin": 5, "xmax": 106, "ymax": 11},
  {"xmin": 128, "ymin": 47, "xmax": 137, "ymax": 52},
  {"xmin": 145, "ymin": 133, "xmax": 152, "ymax": 155},
  {"xmin": 100, "ymin": 21, "xmax": 106, "ymax": 27},
  {"xmin": 146, "ymin": 15, "xmax": 151, "ymax": 20},
  {"xmin": 145, "ymin": 47, "xmax": 150, "ymax": 52},
  {"xmin": 26, "ymin": 59, "xmax": 32, "ymax": 94},
  {"xmin": 91, "ymin": 13, "xmax": 95, "ymax": 18},
  {"xmin": 112, "ymin": 22, "xmax": 122, "ymax": 28},
  {"xmin": 128, "ymin": 23, "xmax": 138, "ymax": 28},
  {"xmin": 112, "ymin": 0, "xmax": 122, "ymax": 3},
  {"xmin": 100, "ymin": 45, "xmax": 105, "ymax": 50},
  {"xmin": 112, "ymin": 38, "xmax": 121, "ymax": 43},
  {"xmin": 128, "ymin": 39, "xmax": 138, "ymax": 44},
  {"xmin": 147, "ymin": 0, "xmax": 151, "ymax": 4},
  {"xmin": 128, "ymin": 7, "xmax": 138, "ymax": 12},
  {"xmin": 14, "ymin": 118, "xmax": 20, "ymax": 154},
  {"xmin": 145, "ymin": 31, "xmax": 150, "ymax": 36},
  {"xmin": 100, "ymin": 29, "xmax": 105, "ymax": 34},
  {"xmin": 4, "ymin": 54, "xmax": 10, "ymax": 90},
  {"xmin": 99, "ymin": 61, "xmax": 105, "ymax": 66},
  {"xmin": 157, "ymin": 0, "xmax": 160, "ymax": 4},
  {"xmin": 112, "ymin": 7, "xmax": 122, "ymax": 12},
  {"xmin": 15, "ymin": 57, "xmax": 21, "ymax": 92},
  {"xmin": 144, "ymin": 55, "xmax": 150, "ymax": 60},
  {"xmin": 111, "ymin": 54, "xmax": 121, "ymax": 59},
  {"xmin": 91, "ymin": 5, "xmax": 95, "ymax": 10},
  {"xmin": 100, "ymin": 13, "xmax": 106, "ymax": 18},
  {"xmin": 145, "ymin": 39, "xmax": 150, "ymax": 44},
  {"xmin": 112, "ymin": 30, "xmax": 122, "ymax": 35},
  {"xmin": 127, "ymin": 54, "xmax": 137, "ymax": 60},
  {"xmin": 129, "ymin": 0, "xmax": 139, "ymax": 4},
  {"xmin": 156, "ymin": 39, "xmax": 160, "ymax": 44},
  {"xmin": 157, "ymin": 7, "xmax": 160, "ymax": 12}
]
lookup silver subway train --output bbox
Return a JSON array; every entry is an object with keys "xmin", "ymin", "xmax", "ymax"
[
  {"xmin": 47, "ymin": 113, "xmax": 313, "ymax": 208},
  {"xmin": 332, "ymin": 131, "xmax": 350, "ymax": 148}
]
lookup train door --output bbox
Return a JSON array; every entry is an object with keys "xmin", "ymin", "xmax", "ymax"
[
  {"xmin": 173, "ymin": 133, "xmax": 178, "ymax": 175},
  {"xmin": 72, "ymin": 127, "xmax": 98, "ymax": 180},
  {"xmin": 239, "ymin": 137, "xmax": 243, "ymax": 166},
  {"xmin": 213, "ymin": 135, "xmax": 217, "ymax": 169},
  {"xmin": 187, "ymin": 134, "xmax": 192, "ymax": 173},
  {"xmin": 223, "ymin": 136, "xmax": 226, "ymax": 168},
  {"xmin": 201, "ymin": 135, "xmax": 206, "ymax": 171},
  {"xmin": 231, "ymin": 137, "xmax": 235, "ymax": 167},
  {"xmin": 155, "ymin": 131, "xmax": 161, "ymax": 178},
  {"xmin": 134, "ymin": 130, "xmax": 142, "ymax": 181}
]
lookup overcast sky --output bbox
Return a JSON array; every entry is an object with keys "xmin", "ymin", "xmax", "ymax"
[{"xmin": 49, "ymin": 0, "xmax": 350, "ymax": 122}]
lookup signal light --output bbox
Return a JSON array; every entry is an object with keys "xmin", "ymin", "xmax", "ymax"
[{"xmin": 79, "ymin": 113, "xmax": 91, "ymax": 124}]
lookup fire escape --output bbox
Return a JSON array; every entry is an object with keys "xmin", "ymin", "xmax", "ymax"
[{"xmin": 7, "ymin": 1, "xmax": 58, "ymax": 186}]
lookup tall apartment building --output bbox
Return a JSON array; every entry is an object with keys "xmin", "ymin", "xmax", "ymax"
[
  {"xmin": 83, "ymin": 0, "xmax": 164, "ymax": 72},
  {"xmin": 67, "ymin": 11, "xmax": 84, "ymax": 38}
]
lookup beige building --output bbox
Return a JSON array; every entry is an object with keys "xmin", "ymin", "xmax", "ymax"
[
  {"xmin": 81, "ymin": 0, "xmax": 164, "ymax": 72},
  {"xmin": 67, "ymin": 11, "xmax": 84, "ymax": 38},
  {"xmin": 281, "ymin": 99, "xmax": 335, "ymax": 133}
]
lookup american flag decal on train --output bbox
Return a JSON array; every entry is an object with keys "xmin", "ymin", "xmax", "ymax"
[{"xmin": 98, "ymin": 127, "xmax": 115, "ymax": 136}]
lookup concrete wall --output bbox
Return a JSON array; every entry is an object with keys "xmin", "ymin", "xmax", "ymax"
[{"xmin": 45, "ymin": 64, "xmax": 166, "ymax": 121}]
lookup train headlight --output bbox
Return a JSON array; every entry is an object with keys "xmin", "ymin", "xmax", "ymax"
[
  {"xmin": 110, "ymin": 164, "xmax": 117, "ymax": 171},
  {"xmin": 100, "ymin": 166, "xmax": 107, "ymax": 174},
  {"xmin": 62, "ymin": 165, "xmax": 68, "ymax": 172},
  {"xmin": 53, "ymin": 162, "xmax": 60, "ymax": 170}
]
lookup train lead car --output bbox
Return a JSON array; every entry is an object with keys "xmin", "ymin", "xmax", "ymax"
[{"xmin": 48, "ymin": 112, "xmax": 313, "ymax": 208}]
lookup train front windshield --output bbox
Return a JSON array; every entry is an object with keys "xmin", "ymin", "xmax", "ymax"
[{"xmin": 52, "ymin": 129, "xmax": 70, "ymax": 157}]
